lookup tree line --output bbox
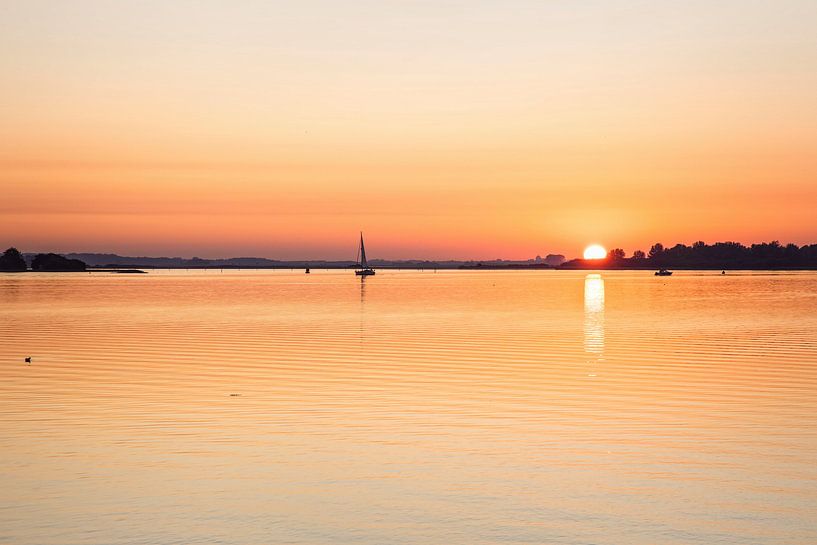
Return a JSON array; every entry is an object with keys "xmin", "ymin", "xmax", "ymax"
[
  {"xmin": 600, "ymin": 241, "xmax": 817, "ymax": 269},
  {"xmin": 0, "ymin": 248, "xmax": 87, "ymax": 271}
]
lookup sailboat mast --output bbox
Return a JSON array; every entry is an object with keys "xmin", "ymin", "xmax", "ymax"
[{"xmin": 359, "ymin": 232, "xmax": 368, "ymax": 268}]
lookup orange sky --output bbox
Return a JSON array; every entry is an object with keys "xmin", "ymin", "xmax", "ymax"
[{"xmin": 2, "ymin": 1, "xmax": 816, "ymax": 260}]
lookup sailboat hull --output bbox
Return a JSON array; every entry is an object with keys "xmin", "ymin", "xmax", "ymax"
[{"xmin": 355, "ymin": 269, "xmax": 375, "ymax": 276}]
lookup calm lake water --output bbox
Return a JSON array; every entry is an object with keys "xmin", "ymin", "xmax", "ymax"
[{"xmin": 1, "ymin": 270, "xmax": 816, "ymax": 545}]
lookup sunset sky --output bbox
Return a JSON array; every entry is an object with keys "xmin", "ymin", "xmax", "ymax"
[{"xmin": 2, "ymin": 1, "xmax": 816, "ymax": 260}]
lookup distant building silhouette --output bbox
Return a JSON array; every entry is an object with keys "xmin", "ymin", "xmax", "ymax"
[{"xmin": 544, "ymin": 254, "xmax": 566, "ymax": 266}]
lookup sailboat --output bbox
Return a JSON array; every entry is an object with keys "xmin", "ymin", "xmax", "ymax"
[{"xmin": 355, "ymin": 232, "xmax": 375, "ymax": 276}]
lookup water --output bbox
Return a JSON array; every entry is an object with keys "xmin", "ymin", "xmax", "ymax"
[{"xmin": 1, "ymin": 270, "xmax": 816, "ymax": 545}]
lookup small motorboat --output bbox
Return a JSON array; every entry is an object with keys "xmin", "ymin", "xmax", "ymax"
[
  {"xmin": 655, "ymin": 269, "xmax": 673, "ymax": 276},
  {"xmin": 305, "ymin": 267, "xmax": 310, "ymax": 274}
]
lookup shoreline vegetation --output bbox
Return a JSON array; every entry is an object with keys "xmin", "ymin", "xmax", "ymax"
[
  {"xmin": 2, "ymin": 241, "xmax": 817, "ymax": 272},
  {"xmin": 1, "ymin": 248, "xmax": 87, "ymax": 272},
  {"xmin": 560, "ymin": 241, "xmax": 817, "ymax": 271}
]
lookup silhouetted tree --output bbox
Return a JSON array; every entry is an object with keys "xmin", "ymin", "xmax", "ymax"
[
  {"xmin": 801, "ymin": 244, "xmax": 817, "ymax": 264},
  {"xmin": 0, "ymin": 247, "xmax": 27, "ymax": 271},
  {"xmin": 648, "ymin": 243, "xmax": 664, "ymax": 259},
  {"xmin": 608, "ymin": 248, "xmax": 626, "ymax": 261},
  {"xmin": 632, "ymin": 250, "xmax": 646, "ymax": 260},
  {"xmin": 31, "ymin": 253, "xmax": 87, "ymax": 271}
]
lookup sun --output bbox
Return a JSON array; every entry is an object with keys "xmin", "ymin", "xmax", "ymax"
[{"xmin": 583, "ymin": 244, "xmax": 607, "ymax": 260}]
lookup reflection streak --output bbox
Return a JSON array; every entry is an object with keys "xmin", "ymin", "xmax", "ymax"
[{"xmin": 584, "ymin": 273, "xmax": 605, "ymax": 355}]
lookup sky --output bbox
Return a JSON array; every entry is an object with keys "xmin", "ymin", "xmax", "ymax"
[{"xmin": 1, "ymin": 0, "xmax": 816, "ymax": 260}]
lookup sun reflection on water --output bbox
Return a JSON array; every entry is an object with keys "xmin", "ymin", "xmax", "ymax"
[{"xmin": 584, "ymin": 273, "xmax": 605, "ymax": 355}]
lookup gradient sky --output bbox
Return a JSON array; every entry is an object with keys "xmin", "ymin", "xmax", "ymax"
[{"xmin": 2, "ymin": 1, "xmax": 816, "ymax": 260}]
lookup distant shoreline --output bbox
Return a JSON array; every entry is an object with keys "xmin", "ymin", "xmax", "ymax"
[
  {"xmin": 0, "ymin": 269, "xmax": 147, "ymax": 274},
  {"xmin": 0, "ymin": 265, "xmax": 817, "ymax": 274},
  {"xmin": 4, "ymin": 240, "xmax": 817, "ymax": 272}
]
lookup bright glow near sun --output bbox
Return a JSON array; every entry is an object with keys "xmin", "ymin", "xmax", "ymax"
[{"xmin": 584, "ymin": 244, "xmax": 607, "ymax": 260}]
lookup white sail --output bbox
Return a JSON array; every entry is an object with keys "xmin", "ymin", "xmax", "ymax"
[{"xmin": 359, "ymin": 233, "xmax": 368, "ymax": 268}]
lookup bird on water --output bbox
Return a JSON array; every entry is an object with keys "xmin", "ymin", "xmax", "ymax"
[{"xmin": 24, "ymin": 357, "xmax": 31, "ymax": 364}]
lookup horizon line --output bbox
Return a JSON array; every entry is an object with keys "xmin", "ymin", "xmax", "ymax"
[{"xmin": 7, "ymin": 238, "xmax": 817, "ymax": 264}]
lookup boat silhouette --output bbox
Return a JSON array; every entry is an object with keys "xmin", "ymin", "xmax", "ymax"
[
  {"xmin": 655, "ymin": 268, "xmax": 673, "ymax": 276},
  {"xmin": 355, "ymin": 233, "xmax": 375, "ymax": 276}
]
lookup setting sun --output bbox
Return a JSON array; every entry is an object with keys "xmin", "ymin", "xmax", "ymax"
[{"xmin": 583, "ymin": 244, "xmax": 607, "ymax": 260}]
